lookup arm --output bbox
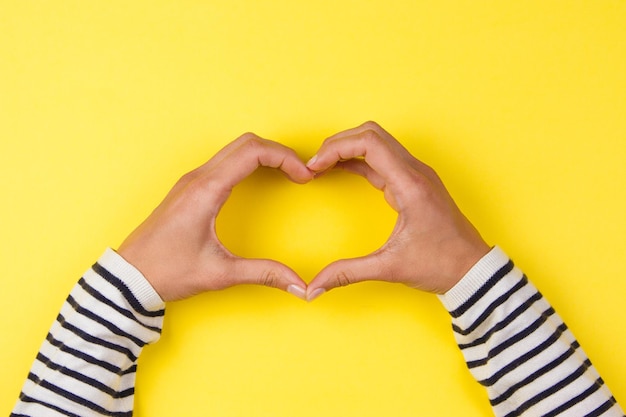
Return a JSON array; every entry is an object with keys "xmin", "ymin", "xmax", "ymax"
[
  {"xmin": 306, "ymin": 121, "xmax": 624, "ymax": 416},
  {"xmin": 11, "ymin": 250, "xmax": 164, "ymax": 417},
  {"xmin": 440, "ymin": 247, "xmax": 623, "ymax": 417},
  {"xmin": 11, "ymin": 133, "xmax": 313, "ymax": 416}
]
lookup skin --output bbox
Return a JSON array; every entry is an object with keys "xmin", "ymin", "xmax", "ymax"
[
  {"xmin": 118, "ymin": 133, "xmax": 312, "ymax": 301},
  {"xmin": 118, "ymin": 122, "xmax": 491, "ymax": 303},
  {"xmin": 305, "ymin": 121, "xmax": 491, "ymax": 300}
]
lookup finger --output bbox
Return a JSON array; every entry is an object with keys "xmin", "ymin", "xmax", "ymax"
[
  {"xmin": 307, "ymin": 127, "xmax": 407, "ymax": 183},
  {"xmin": 335, "ymin": 159, "xmax": 387, "ymax": 190},
  {"xmin": 320, "ymin": 121, "xmax": 396, "ymax": 147},
  {"xmin": 176, "ymin": 134, "xmax": 260, "ymax": 185},
  {"xmin": 228, "ymin": 258, "xmax": 309, "ymax": 301},
  {"xmin": 204, "ymin": 133, "xmax": 313, "ymax": 199},
  {"xmin": 223, "ymin": 133, "xmax": 313, "ymax": 182},
  {"xmin": 304, "ymin": 121, "xmax": 382, "ymax": 175},
  {"xmin": 309, "ymin": 121, "xmax": 410, "ymax": 164},
  {"xmin": 360, "ymin": 121, "xmax": 415, "ymax": 158},
  {"xmin": 306, "ymin": 255, "xmax": 385, "ymax": 302},
  {"xmin": 172, "ymin": 133, "xmax": 312, "ymax": 194}
]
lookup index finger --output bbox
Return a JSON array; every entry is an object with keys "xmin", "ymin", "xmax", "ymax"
[
  {"xmin": 306, "ymin": 122, "xmax": 411, "ymax": 182},
  {"xmin": 207, "ymin": 132, "xmax": 313, "ymax": 190}
]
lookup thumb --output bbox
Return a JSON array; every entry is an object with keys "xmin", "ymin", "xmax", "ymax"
[
  {"xmin": 229, "ymin": 258, "xmax": 309, "ymax": 301},
  {"xmin": 306, "ymin": 255, "xmax": 384, "ymax": 302}
]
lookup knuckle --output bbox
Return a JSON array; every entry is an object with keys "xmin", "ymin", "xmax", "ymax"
[
  {"xmin": 408, "ymin": 173, "xmax": 434, "ymax": 198},
  {"xmin": 238, "ymin": 131, "xmax": 259, "ymax": 141},
  {"xmin": 416, "ymin": 160, "xmax": 438, "ymax": 179},
  {"xmin": 180, "ymin": 177, "xmax": 224, "ymax": 209},
  {"xmin": 233, "ymin": 132, "xmax": 263, "ymax": 151},
  {"xmin": 240, "ymin": 132, "xmax": 265, "ymax": 146},
  {"xmin": 176, "ymin": 170, "xmax": 199, "ymax": 187},
  {"xmin": 260, "ymin": 269, "xmax": 279, "ymax": 288},
  {"xmin": 361, "ymin": 120, "xmax": 381, "ymax": 130},
  {"xmin": 360, "ymin": 128, "xmax": 382, "ymax": 147},
  {"xmin": 335, "ymin": 270, "xmax": 353, "ymax": 287}
]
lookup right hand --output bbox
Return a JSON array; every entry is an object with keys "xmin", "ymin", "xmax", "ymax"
[{"xmin": 305, "ymin": 121, "xmax": 491, "ymax": 301}]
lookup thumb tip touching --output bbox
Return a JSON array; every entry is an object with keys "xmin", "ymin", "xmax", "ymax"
[
  {"xmin": 306, "ymin": 287, "xmax": 326, "ymax": 302},
  {"xmin": 286, "ymin": 284, "xmax": 326, "ymax": 302},
  {"xmin": 306, "ymin": 154, "xmax": 318, "ymax": 168},
  {"xmin": 262, "ymin": 258, "xmax": 370, "ymax": 302},
  {"xmin": 286, "ymin": 284, "xmax": 307, "ymax": 301},
  {"xmin": 247, "ymin": 259, "xmax": 365, "ymax": 302}
]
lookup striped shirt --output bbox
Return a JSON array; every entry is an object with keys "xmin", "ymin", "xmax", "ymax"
[
  {"xmin": 11, "ymin": 247, "xmax": 624, "ymax": 416},
  {"xmin": 439, "ymin": 247, "xmax": 624, "ymax": 416},
  {"xmin": 11, "ymin": 249, "xmax": 164, "ymax": 417}
]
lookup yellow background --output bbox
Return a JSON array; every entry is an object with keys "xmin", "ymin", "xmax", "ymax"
[{"xmin": 1, "ymin": 1, "xmax": 625, "ymax": 415}]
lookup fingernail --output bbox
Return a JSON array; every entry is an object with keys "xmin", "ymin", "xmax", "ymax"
[
  {"xmin": 287, "ymin": 284, "xmax": 307, "ymax": 301},
  {"xmin": 306, "ymin": 154, "xmax": 318, "ymax": 167},
  {"xmin": 306, "ymin": 288, "xmax": 325, "ymax": 302}
]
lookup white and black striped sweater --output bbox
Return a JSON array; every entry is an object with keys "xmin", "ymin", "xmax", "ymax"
[{"xmin": 11, "ymin": 247, "xmax": 624, "ymax": 416}]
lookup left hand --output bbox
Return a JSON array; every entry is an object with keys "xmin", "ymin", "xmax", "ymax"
[{"xmin": 118, "ymin": 133, "xmax": 313, "ymax": 302}]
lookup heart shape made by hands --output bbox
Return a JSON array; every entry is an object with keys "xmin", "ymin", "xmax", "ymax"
[{"xmin": 216, "ymin": 168, "xmax": 397, "ymax": 281}]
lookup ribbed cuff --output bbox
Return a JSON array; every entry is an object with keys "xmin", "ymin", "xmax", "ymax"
[
  {"xmin": 98, "ymin": 248, "xmax": 165, "ymax": 311},
  {"xmin": 437, "ymin": 246, "xmax": 510, "ymax": 312}
]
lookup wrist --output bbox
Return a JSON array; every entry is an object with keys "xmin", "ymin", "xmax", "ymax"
[
  {"xmin": 449, "ymin": 242, "xmax": 492, "ymax": 290},
  {"xmin": 437, "ymin": 246, "xmax": 509, "ymax": 310},
  {"xmin": 100, "ymin": 248, "xmax": 166, "ymax": 310}
]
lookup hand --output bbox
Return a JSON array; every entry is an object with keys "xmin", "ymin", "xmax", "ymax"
[
  {"xmin": 118, "ymin": 133, "xmax": 313, "ymax": 302},
  {"xmin": 305, "ymin": 121, "xmax": 491, "ymax": 300}
]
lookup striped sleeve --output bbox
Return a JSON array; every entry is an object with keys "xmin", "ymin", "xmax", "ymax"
[
  {"xmin": 438, "ymin": 246, "xmax": 624, "ymax": 417},
  {"xmin": 11, "ymin": 248, "xmax": 165, "ymax": 417}
]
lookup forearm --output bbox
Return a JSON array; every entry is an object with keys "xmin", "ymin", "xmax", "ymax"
[
  {"xmin": 439, "ymin": 247, "xmax": 624, "ymax": 417},
  {"xmin": 11, "ymin": 249, "xmax": 165, "ymax": 417}
]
